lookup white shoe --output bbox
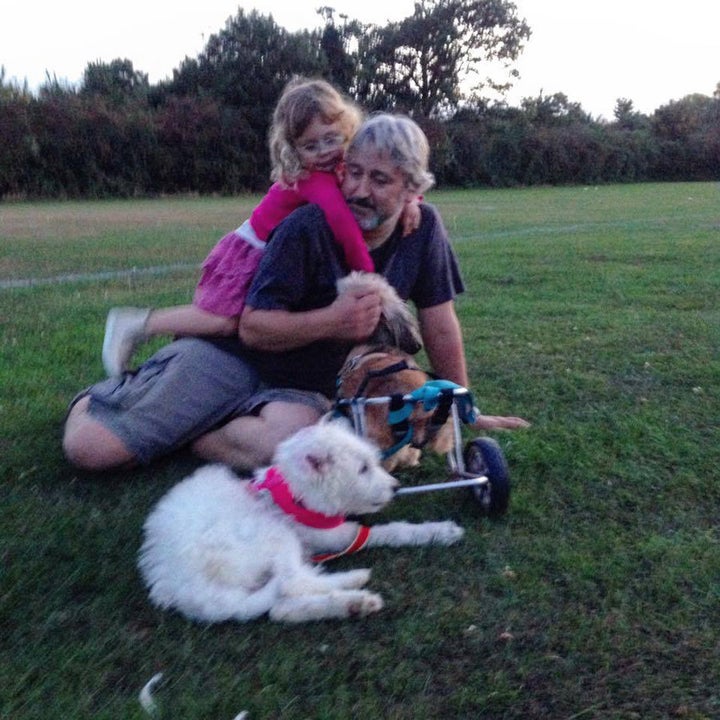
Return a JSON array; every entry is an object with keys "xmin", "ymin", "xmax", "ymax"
[{"xmin": 102, "ymin": 307, "xmax": 151, "ymax": 377}]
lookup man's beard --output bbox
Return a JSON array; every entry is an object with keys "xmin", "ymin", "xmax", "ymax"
[{"xmin": 347, "ymin": 198, "xmax": 386, "ymax": 231}]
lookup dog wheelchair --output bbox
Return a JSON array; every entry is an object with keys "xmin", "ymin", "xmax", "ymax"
[{"xmin": 333, "ymin": 378, "xmax": 511, "ymax": 517}]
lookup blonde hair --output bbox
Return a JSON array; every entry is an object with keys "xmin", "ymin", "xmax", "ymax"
[{"xmin": 269, "ymin": 77, "xmax": 363, "ymax": 185}]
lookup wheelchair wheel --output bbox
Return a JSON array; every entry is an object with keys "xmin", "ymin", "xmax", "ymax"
[{"xmin": 463, "ymin": 437, "xmax": 510, "ymax": 517}]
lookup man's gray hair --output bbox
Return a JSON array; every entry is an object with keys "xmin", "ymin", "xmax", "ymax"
[{"xmin": 348, "ymin": 114, "xmax": 435, "ymax": 194}]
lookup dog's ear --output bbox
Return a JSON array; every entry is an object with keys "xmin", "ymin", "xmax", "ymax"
[
  {"xmin": 305, "ymin": 452, "xmax": 333, "ymax": 475},
  {"xmin": 372, "ymin": 304, "xmax": 423, "ymax": 355}
]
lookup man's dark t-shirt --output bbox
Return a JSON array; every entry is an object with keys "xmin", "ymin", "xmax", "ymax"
[{"xmin": 214, "ymin": 202, "xmax": 464, "ymax": 398}]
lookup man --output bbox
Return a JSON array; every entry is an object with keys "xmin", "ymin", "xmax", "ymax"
[{"xmin": 63, "ymin": 114, "xmax": 527, "ymax": 472}]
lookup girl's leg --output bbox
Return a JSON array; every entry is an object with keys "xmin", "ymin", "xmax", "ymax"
[
  {"xmin": 102, "ymin": 307, "xmax": 152, "ymax": 377},
  {"xmin": 102, "ymin": 304, "xmax": 238, "ymax": 377},
  {"xmin": 145, "ymin": 304, "xmax": 238, "ymax": 337}
]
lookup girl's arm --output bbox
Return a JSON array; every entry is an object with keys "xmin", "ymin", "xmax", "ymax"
[
  {"xmin": 296, "ymin": 172, "xmax": 374, "ymax": 272},
  {"xmin": 400, "ymin": 196, "xmax": 422, "ymax": 237},
  {"xmin": 248, "ymin": 182, "xmax": 306, "ymax": 241}
]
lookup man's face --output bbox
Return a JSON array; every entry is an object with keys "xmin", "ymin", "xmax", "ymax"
[{"xmin": 342, "ymin": 146, "xmax": 416, "ymax": 245}]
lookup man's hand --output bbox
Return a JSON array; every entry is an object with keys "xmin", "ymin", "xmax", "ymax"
[
  {"xmin": 330, "ymin": 288, "xmax": 383, "ymax": 341},
  {"xmin": 239, "ymin": 289, "xmax": 383, "ymax": 351}
]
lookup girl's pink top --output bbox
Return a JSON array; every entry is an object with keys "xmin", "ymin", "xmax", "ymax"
[
  {"xmin": 193, "ymin": 169, "xmax": 374, "ymax": 317},
  {"xmin": 250, "ymin": 171, "xmax": 374, "ymax": 272}
]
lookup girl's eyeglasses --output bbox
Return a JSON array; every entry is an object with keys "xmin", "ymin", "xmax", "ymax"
[{"xmin": 297, "ymin": 133, "xmax": 345, "ymax": 155}]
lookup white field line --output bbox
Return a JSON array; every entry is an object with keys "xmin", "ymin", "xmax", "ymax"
[
  {"xmin": 0, "ymin": 215, "xmax": 689, "ymax": 289},
  {"xmin": 0, "ymin": 262, "xmax": 200, "ymax": 289}
]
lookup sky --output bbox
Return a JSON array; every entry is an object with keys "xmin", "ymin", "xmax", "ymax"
[{"xmin": 2, "ymin": 0, "xmax": 718, "ymax": 120}]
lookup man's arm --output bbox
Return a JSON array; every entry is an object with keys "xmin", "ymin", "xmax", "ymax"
[
  {"xmin": 239, "ymin": 288, "xmax": 382, "ymax": 351},
  {"xmin": 419, "ymin": 301, "xmax": 530, "ymax": 430},
  {"xmin": 418, "ymin": 301, "xmax": 468, "ymax": 387}
]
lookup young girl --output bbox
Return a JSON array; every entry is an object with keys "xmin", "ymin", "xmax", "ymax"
[{"xmin": 102, "ymin": 77, "xmax": 416, "ymax": 377}]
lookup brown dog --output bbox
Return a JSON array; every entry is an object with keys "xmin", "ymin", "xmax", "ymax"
[{"xmin": 335, "ymin": 344, "xmax": 454, "ymax": 471}]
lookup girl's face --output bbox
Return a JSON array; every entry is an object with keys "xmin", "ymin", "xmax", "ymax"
[{"xmin": 294, "ymin": 116, "xmax": 346, "ymax": 173}]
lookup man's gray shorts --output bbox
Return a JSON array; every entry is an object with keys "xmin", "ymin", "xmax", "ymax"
[{"xmin": 76, "ymin": 337, "xmax": 330, "ymax": 464}]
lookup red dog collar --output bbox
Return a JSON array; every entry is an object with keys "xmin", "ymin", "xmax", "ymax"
[{"xmin": 251, "ymin": 466, "xmax": 346, "ymax": 529}]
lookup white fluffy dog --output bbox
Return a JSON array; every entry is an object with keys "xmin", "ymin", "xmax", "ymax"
[{"xmin": 138, "ymin": 421, "xmax": 464, "ymax": 623}]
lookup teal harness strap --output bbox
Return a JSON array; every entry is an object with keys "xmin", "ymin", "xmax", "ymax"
[
  {"xmin": 384, "ymin": 394, "xmax": 414, "ymax": 459},
  {"xmin": 409, "ymin": 380, "xmax": 479, "ymax": 424},
  {"xmin": 380, "ymin": 381, "xmax": 479, "ymax": 460},
  {"xmin": 409, "ymin": 379, "xmax": 460, "ymax": 408}
]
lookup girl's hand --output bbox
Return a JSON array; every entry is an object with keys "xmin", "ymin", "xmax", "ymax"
[{"xmin": 400, "ymin": 197, "xmax": 422, "ymax": 237}]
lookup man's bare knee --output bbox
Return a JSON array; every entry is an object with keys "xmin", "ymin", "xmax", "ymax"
[
  {"xmin": 63, "ymin": 397, "xmax": 135, "ymax": 471},
  {"xmin": 190, "ymin": 431, "xmax": 222, "ymax": 461},
  {"xmin": 260, "ymin": 401, "xmax": 323, "ymax": 433},
  {"xmin": 191, "ymin": 416, "xmax": 268, "ymax": 469},
  {"xmin": 191, "ymin": 402, "xmax": 323, "ymax": 470},
  {"xmin": 257, "ymin": 402, "xmax": 323, "ymax": 451}
]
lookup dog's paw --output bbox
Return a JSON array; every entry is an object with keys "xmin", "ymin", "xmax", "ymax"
[
  {"xmin": 430, "ymin": 521, "xmax": 465, "ymax": 545},
  {"xmin": 347, "ymin": 591, "xmax": 384, "ymax": 618},
  {"xmin": 342, "ymin": 568, "xmax": 372, "ymax": 589}
]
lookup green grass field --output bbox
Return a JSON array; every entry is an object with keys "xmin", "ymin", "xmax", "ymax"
[{"xmin": 1, "ymin": 183, "xmax": 719, "ymax": 719}]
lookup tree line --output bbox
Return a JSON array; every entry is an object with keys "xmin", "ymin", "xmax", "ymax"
[{"xmin": 1, "ymin": 0, "xmax": 718, "ymax": 200}]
